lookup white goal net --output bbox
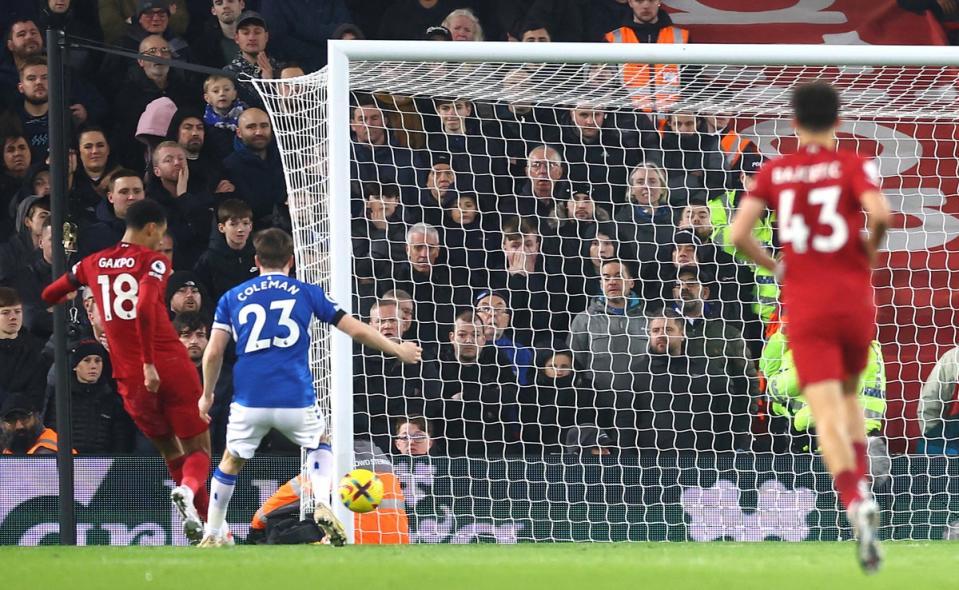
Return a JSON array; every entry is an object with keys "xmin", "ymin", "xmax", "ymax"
[{"xmin": 253, "ymin": 43, "xmax": 959, "ymax": 543}]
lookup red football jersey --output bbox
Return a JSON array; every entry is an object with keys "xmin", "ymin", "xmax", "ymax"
[
  {"xmin": 53, "ymin": 242, "xmax": 188, "ymax": 378},
  {"xmin": 747, "ymin": 144, "xmax": 880, "ymax": 314}
]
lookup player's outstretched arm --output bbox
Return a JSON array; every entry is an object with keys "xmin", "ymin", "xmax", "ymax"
[
  {"xmin": 860, "ymin": 189, "xmax": 891, "ymax": 265},
  {"xmin": 336, "ymin": 314, "xmax": 422, "ymax": 364},
  {"xmin": 730, "ymin": 196, "xmax": 778, "ymax": 274},
  {"xmin": 41, "ymin": 271, "xmax": 81, "ymax": 305},
  {"xmin": 199, "ymin": 327, "xmax": 231, "ymax": 423}
]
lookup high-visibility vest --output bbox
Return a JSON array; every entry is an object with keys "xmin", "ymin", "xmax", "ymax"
[
  {"xmin": 604, "ymin": 25, "xmax": 689, "ymax": 112},
  {"xmin": 2, "ymin": 428, "xmax": 74, "ymax": 455},
  {"xmin": 708, "ymin": 189, "xmax": 778, "ymax": 321},
  {"xmin": 719, "ymin": 129, "xmax": 755, "ymax": 170},
  {"xmin": 250, "ymin": 473, "xmax": 410, "ymax": 544}
]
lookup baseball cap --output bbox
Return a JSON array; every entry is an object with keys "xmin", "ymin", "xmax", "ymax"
[
  {"xmin": 137, "ymin": 0, "xmax": 171, "ymax": 17},
  {"xmin": 740, "ymin": 151, "xmax": 765, "ymax": 176},
  {"xmin": 564, "ymin": 424, "xmax": 612, "ymax": 452},
  {"xmin": 236, "ymin": 11, "xmax": 268, "ymax": 31},
  {"xmin": 1, "ymin": 393, "xmax": 40, "ymax": 421},
  {"xmin": 425, "ymin": 26, "xmax": 452, "ymax": 41}
]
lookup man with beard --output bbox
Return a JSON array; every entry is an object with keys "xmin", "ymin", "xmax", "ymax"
[
  {"xmin": 1, "ymin": 392, "xmax": 64, "ymax": 454},
  {"xmin": 16, "ymin": 56, "xmax": 51, "ymax": 164},
  {"xmin": 222, "ymin": 108, "xmax": 287, "ymax": 228},
  {"xmin": 406, "ymin": 153, "xmax": 456, "ymax": 227},
  {"xmin": 168, "ymin": 108, "xmax": 232, "ymax": 195},
  {"xmin": 672, "ymin": 265, "xmax": 758, "ymax": 398},
  {"xmin": 166, "ymin": 271, "xmax": 205, "ymax": 318},
  {"xmin": 660, "ymin": 113, "xmax": 726, "ymax": 192},
  {"xmin": 354, "ymin": 298, "xmax": 440, "ymax": 454},
  {"xmin": 0, "ymin": 287, "xmax": 47, "ymax": 413},
  {"xmin": 437, "ymin": 309, "xmax": 519, "ymax": 456}
]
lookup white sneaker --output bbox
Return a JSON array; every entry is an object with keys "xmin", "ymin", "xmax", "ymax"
[
  {"xmin": 313, "ymin": 503, "xmax": 347, "ymax": 547},
  {"xmin": 171, "ymin": 485, "xmax": 204, "ymax": 546},
  {"xmin": 849, "ymin": 498, "xmax": 883, "ymax": 574}
]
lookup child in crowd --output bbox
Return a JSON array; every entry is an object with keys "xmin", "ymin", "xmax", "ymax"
[
  {"xmin": 202, "ymin": 75, "xmax": 248, "ymax": 160},
  {"xmin": 193, "ymin": 199, "xmax": 258, "ymax": 302}
]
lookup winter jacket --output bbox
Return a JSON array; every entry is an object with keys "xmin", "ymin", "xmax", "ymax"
[
  {"xmin": 559, "ymin": 123, "xmax": 643, "ymax": 207},
  {"xmin": 0, "ymin": 330, "xmax": 48, "ymax": 410},
  {"xmin": 145, "ymin": 177, "xmax": 214, "ymax": 271},
  {"xmin": 568, "ymin": 294, "xmax": 649, "ymax": 392},
  {"xmin": 425, "ymin": 119, "xmax": 510, "ymax": 196},
  {"xmin": 350, "ymin": 134, "xmax": 418, "ymax": 203},
  {"xmin": 376, "ymin": 261, "xmax": 473, "ymax": 348},
  {"xmin": 44, "ymin": 374, "xmax": 135, "ymax": 454},
  {"xmin": 77, "ymin": 199, "xmax": 127, "ymax": 258},
  {"xmin": 260, "ymin": 0, "xmax": 351, "ymax": 72},
  {"xmin": 0, "ymin": 195, "xmax": 44, "ymax": 285},
  {"xmin": 222, "ymin": 143, "xmax": 288, "ymax": 226},
  {"xmin": 193, "ymin": 233, "xmax": 258, "ymax": 303}
]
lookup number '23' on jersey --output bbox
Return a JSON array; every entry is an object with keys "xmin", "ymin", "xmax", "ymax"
[
  {"xmin": 213, "ymin": 273, "xmax": 345, "ymax": 409},
  {"xmin": 747, "ymin": 144, "xmax": 880, "ymax": 306}
]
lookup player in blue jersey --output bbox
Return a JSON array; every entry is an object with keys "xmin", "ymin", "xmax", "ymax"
[{"xmin": 196, "ymin": 228, "xmax": 422, "ymax": 547}]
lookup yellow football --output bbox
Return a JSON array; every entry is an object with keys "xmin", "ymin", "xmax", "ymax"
[{"xmin": 338, "ymin": 468, "xmax": 384, "ymax": 513}]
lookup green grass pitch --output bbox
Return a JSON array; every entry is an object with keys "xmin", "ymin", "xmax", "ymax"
[{"xmin": 3, "ymin": 542, "xmax": 957, "ymax": 589}]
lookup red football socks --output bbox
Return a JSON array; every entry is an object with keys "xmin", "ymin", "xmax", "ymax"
[
  {"xmin": 165, "ymin": 455, "xmax": 186, "ymax": 484},
  {"xmin": 834, "ymin": 469, "xmax": 865, "ymax": 510},
  {"xmin": 181, "ymin": 450, "xmax": 211, "ymax": 520}
]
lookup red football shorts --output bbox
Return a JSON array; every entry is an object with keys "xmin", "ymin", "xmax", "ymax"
[
  {"xmin": 788, "ymin": 307, "xmax": 875, "ymax": 389},
  {"xmin": 116, "ymin": 360, "xmax": 207, "ymax": 440}
]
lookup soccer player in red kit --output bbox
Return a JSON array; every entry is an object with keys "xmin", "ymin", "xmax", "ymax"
[
  {"xmin": 731, "ymin": 82, "xmax": 891, "ymax": 573},
  {"xmin": 42, "ymin": 199, "xmax": 211, "ymax": 544}
]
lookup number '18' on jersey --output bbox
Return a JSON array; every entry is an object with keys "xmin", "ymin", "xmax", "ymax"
[
  {"xmin": 213, "ymin": 273, "xmax": 346, "ymax": 409},
  {"xmin": 747, "ymin": 144, "xmax": 880, "ymax": 312}
]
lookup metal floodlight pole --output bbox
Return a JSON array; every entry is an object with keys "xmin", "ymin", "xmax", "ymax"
[{"xmin": 47, "ymin": 27, "xmax": 76, "ymax": 547}]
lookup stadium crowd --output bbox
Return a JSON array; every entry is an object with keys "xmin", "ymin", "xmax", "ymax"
[{"xmin": 0, "ymin": 0, "xmax": 951, "ymax": 460}]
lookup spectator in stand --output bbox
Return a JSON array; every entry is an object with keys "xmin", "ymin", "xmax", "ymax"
[
  {"xmin": 168, "ymin": 107, "xmax": 232, "ymax": 195},
  {"xmin": 569, "ymin": 259, "xmax": 649, "ymax": 397},
  {"xmin": 630, "ymin": 310, "xmax": 752, "ymax": 452},
  {"xmin": 6, "ymin": 218, "xmax": 54, "ymax": 341},
  {"xmin": 489, "ymin": 216, "xmax": 569, "ymax": 344},
  {"xmin": 603, "ymin": 0, "xmax": 689, "ymax": 113},
  {"xmin": 260, "ymin": 0, "xmax": 350, "ymax": 73},
  {"xmin": 112, "ymin": 35, "xmax": 198, "ymax": 169},
  {"xmin": 483, "ymin": 69, "xmax": 561, "ymax": 182},
  {"xmin": 222, "ymin": 108, "xmax": 287, "ymax": 228},
  {"xmin": 427, "ymin": 97, "xmax": 509, "ymax": 198},
  {"xmin": 223, "ymin": 11, "xmax": 280, "ymax": 109},
  {"xmin": 672, "ymin": 265, "xmax": 758, "ymax": 392},
  {"xmin": 16, "ymin": 56, "xmax": 51, "ymax": 164},
  {"xmin": 0, "ymin": 135, "xmax": 31, "ymax": 236},
  {"xmin": 563, "ymin": 424, "xmax": 614, "ymax": 456},
  {"xmin": 406, "ymin": 153, "xmax": 456, "ymax": 227},
  {"xmin": 662, "ymin": 228, "xmax": 755, "ymax": 329},
  {"xmin": 520, "ymin": 348, "xmax": 577, "ymax": 455},
  {"xmin": 35, "ymin": 0, "xmax": 103, "ymax": 76},
  {"xmin": 44, "ymin": 340, "xmax": 136, "ymax": 454},
  {"xmin": 99, "ymin": 0, "xmax": 189, "ymax": 44},
  {"xmin": 354, "ymin": 297, "xmax": 441, "ymax": 454},
  {"xmin": 585, "ymin": 0, "xmax": 632, "ymax": 41},
  {"xmin": 350, "ymin": 95, "xmax": 418, "ymax": 203},
  {"xmin": 173, "ymin": 310, "xmax": 233, "ymax": 452},
  {"xmin": 0, "ymin": 287, "xmax": 48, "ymax": 411},
  {"xmin": 393, "ymin": 416, "xmax": 435, "ymax": 456},
  {"xmin": 519, "ymin": 20, "xmax": 552, "ymax": 42},
  {"xmin": 381, "ymin": 287, "xmax": 418, "ymax": 343},
  {"xmin": 1, "ymin": 19, "xmax": 43, "ymax": 91},
  {"xmin": 1, "ymin": 392, "xmax": 63, "ymax": 454},
  {"xmin": 613, "ymin": 161, "xmax": 674, "ymax": 266},
  {"xmin": 378, "ymin": 0, "xmax": 464, "ymax": 40},
  {"xmin": 425, "ymin": 24, "xmax": 453, "ymax": 41},
  {"xmin": 146, "ymin": 141, "xmax": 214, "ymax": 269},
  {"xmin": 572, "ymin": 221, "xmax": 621, "ymax": 301},
  {"xmin": 377, "ymin": 222, "xmax": 472, "ymax": 348},
  {"xmin": 353, "ymin": 182, "xmax": 406, "ymax": 316},
  {"xmin": 193, "ymin": 198, "xmax": 258, "ymax": 302},
  {"xmin": 475, "ymin": 289, "xmax": 534, "ymax": 386},
  {"xmin": 438, "ymin": 309, "xmax": 519, "ymax": 456},
  {"xmin": 166, "ymin": 270, "xmax": 206, "ymax": 318},
  {"xmin": 660, "ymin": 113, "xmax": 726, "ymax": 194},
  {"xmin": 441, "ymin": 8, "xmax": 484, "ymax": 41},
  {"xmin": 1, "ymin": 195, "xmax": 49, "ymax": 284},
  {"xmin": 918, "ymin": 344, "xmax": 959, "ymax": 454},
  {"xmin": 72, "ymin": 126, "xmax": 119, "ymax": 228},
  {"xmin": 201, "ymin": 73, "xmax": 247, "ymax": 161},
  {"xmin": 510, "ymin": 144, "xmax": 569, "ymax": 222},
  {"xmin": 159, "ymin": 230, "xmax": 175, "ymax": 262},
  {"xmin": 554, "ymin": 186, "xmax": 613, "ymax": 252},
  {"xmin": 192, "ymin": 0, "xmax": 243, "ymax": 68},
  {"xmin": 442, "ymin": 192, "xmax": 492, "ymax": 285},
  {"xmin": 78, "ymin": 169, "xmax": 145, "ymax": 257},
  {"xmin": 560, "ymin": 104, "xmax": 643, "ymax": 209}
]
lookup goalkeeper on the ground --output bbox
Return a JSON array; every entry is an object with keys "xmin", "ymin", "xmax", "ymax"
[{"xmin": 760, "ymin": 314, "xmax": 887, "ymax": 450}]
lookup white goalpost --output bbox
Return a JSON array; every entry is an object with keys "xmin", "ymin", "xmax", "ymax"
[{"xmin": 253, "ymin": 41, "xmax": 959, "ymax": 544}]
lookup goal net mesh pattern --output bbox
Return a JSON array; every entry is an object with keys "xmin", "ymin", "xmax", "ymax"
[{"xmin": 253, "ymin": 57, "xmax": 959, "ymax": 542}]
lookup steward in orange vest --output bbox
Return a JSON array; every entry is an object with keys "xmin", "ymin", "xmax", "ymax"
[
  {"xmin": 1, "ymin": 393, "xmax": 75, "ymax": 455},
  {"xmin": 604, "ymin": 5, "xmax": 689, "ymax": 112}
]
